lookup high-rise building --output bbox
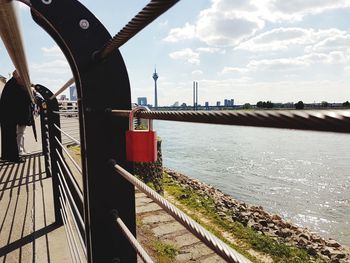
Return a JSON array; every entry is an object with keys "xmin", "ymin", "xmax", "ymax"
[
  {"xmin": 152, "ymin": 68, "xmax": 158, "ymax": 108},
  {"xmin": 70, "ymin": 85, "xmax": 77, "ymax": 101},
  {"xmin": 224, "ymin": 99, "xmax": 234, "ymax": 107},
  {"xmin": 137, "ymin": 97, "xmax": 148, "ymax": 106},
  {"xmin": 216, "ymin": 101, "xmax": 221, "ymax": 106}
]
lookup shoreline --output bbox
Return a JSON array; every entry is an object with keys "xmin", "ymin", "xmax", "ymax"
[{"xmin": 164, "ymin": 167, "xmax": 350, "ymax": 262}]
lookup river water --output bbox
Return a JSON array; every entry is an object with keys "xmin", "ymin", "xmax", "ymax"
[{"xmin": 154, "ymin": 121, "xmax": 350, "ymax": 246}]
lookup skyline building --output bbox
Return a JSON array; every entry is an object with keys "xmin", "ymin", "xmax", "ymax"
[
  {"xmin": 70, "ymin": 85, "xmax": 77, "ymax": 101},
  {"xmin": 152, "ymin": 68, "xmax": 158, "ymax": 108},
  {"xmin": 137, "ymin": 97, "xmax": 148, "ymax": 106}
]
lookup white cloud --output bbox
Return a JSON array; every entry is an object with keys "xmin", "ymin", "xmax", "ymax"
[
  {"xmin": 169, "ymin": 48, "xmax": 200, "ymax": 65},
  {"xmin": 222, "ymin": 51, "xmax": 349, "ymax": 75},
  {"xmin": 163, "ymin": 23, "xmax": 196, "ymax": 42},
  {"xmin": 221, "ymin": 67, "xmax": 249, "ymax": 74},
  {"xmin": 192, "ymin": 70, "xmax": 203, "ymax": 75},
  {"xmin": 196, "ymin": 47, "xmax": 221, "ymax": 53},
  {"xmin": 237, "ymin": 28, "xmax": 312, "ymax": 51},
  {"xmin": 31, "ymin": 60, "xmax": 70, "ymax": 74},
  {"xmin": 159, "ymin": 20, "xmax": 169, "ymax": 27},
  {"xmin": 42, "ymin": 45, "xmax": 65, "ymax": 58},
  {"xmin": 268, "ymin": 0, "xmax": 350, "ymax": 21},
  {"xmin": 164, "ymin": 0, "xmax": 350, "ymax": 48}
]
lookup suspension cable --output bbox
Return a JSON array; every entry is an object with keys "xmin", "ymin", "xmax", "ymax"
[
  {"xmin": 54, "ymin": 124, "xmax": 81, "ymax": 145},
  {"xmin": 55, "ymin": 137, "xmax": 82, "ymax": 174},
  {"xmin": 111, "ymin": 161, "xmax": 251, "ymax": 263},
  {"xmin": 59, "ymin": 196, "xmax": 84, "ymax": 263},
  {"xmin": 0, "ymin": 1, "xmax": 32, "ymax": 98},
  {"xmin": 110, "ymin": 109, "xmax": 350, "ymax": 133},
  {"xmin": 59, "ymin": 186, "xmax": 87, "ymax": 258},
  {"xmin": 96, "ymin": 0, "xmax": 180, "ymax": 60},
  {"xmin": 50, "ymin": 77, "xmax": 75, "ymax": 100},
  {"xmin": 111, "ymin": 210, "xmax": 154, "ymax": 263},
  {"xmin": 56, "ymin": 151, "xmax": 84, "ymax": 204}
]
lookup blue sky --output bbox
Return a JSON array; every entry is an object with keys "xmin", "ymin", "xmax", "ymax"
[{"xmin": 1, "ymin": 0, "xmax": 350, "ymax": 106}]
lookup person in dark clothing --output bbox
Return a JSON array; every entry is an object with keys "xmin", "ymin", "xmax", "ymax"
[{"xmin": 0, "ymin": 70, "xmax": 32, "ymax": 163}]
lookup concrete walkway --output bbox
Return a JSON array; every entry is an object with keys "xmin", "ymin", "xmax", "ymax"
[
  {"xmin": 136, "ymin": 191, "xmax": 225, "ymax": 262},
  {"xmin": 0, "ymin": 119, "xmax": 71, "ymax": 263}
]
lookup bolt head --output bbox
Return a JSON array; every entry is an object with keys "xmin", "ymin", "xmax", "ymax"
[
  {"xmin": 42, "ymin": 0, "xmax": 52, "ymax": 5},
  {"xmin": 79, "ymin": 19, "xmax": 90, "ymax": 30}
]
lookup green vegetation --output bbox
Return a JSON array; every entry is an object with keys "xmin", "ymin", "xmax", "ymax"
[
  {"xmin": 257, "ymin": 101, "xmax": 274, "ymax": 109},
  {"xmin": 136, "ymin": 213, "xmax": 178, "ymax": 263},
  {"xmin": 152, "ymin": 240, "xmax": 178, "ymax": 260},
  {"xmin": 163, "ymin": 173, "xmax": 325, "ymax": 263},
  {"xmin": 295, "ymin": 101, "xmax": 304, "ymax": 110},
  {"xmin": 68, "ymin": 145, "xmax": 81, "ymax": 156},
  {"xmin": 343, "ymin": 101, "xmax": 350, "ymax": 107},
  {"xmin": 242, "ymin": 103, "xmax": 252, "ymax": 109}
]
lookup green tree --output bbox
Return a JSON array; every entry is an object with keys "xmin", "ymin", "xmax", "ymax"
[
  {"xmin": 266, "ymin": 101, "xmax": 274, "ymax": 108},
  {"xmin": 242, "ymin": 103, "xmax": 251, "ymax": 109},
  {"xmin": 256, "ymin": 101, "xmax": 263, "ymax": 108},
  {"xmin": 321, "ymin": 101, "xmax": 328, "ymax": 107},
  {"xmin": 343, "ymin": 101, "xmax": 350, "ymax": 107},
  {"xmin": 295, "ymin": 101, "xmax": 304, "ymax": 110}
]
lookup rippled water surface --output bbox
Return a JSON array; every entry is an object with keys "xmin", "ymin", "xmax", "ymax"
[{"xmin": 154, "ymin": 121, "xmax": 350, "ymax": 245}]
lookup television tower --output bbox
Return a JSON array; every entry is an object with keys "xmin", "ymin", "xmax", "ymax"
[{"xmin": 152, "ymin": 68, "xmax": 158, "ymax": 108}]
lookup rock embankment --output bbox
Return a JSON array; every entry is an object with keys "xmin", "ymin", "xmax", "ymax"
[{"xmin": 165, "ymin": 168, "xmax": 350, "ymax": 263}]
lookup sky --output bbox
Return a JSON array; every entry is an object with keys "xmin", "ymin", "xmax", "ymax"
[{"xmin": 1, "ymin": 0, "xmax": 350, "ymax": 106}]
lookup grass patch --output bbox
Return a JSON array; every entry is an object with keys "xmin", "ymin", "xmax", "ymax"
[
  {"xmin": 136, "ymin": 214, "xmax": 178, "ymax": 263},
  {"xmin": 68, "ymin": 145, "xmax": 81, "ymax": 156},
  {"xmin": 152, "ymin": 240, "xmax": 178, "ymax": 260},
  {"xmin": 163, "ymin": 173, "xmax": 324, "ymax": 263}
]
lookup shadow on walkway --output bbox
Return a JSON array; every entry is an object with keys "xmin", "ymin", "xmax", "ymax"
[{"xmin": 0, "ymin": 153, "xmax": 70, "ymax": 262}]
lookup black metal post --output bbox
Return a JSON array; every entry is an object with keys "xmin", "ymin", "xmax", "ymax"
[
  {"xmin": 35, "ymin": 84, "xmax": 63, "ymax": 225},
  {"xmin": 30, "ymin": 1, "xmax": 136, "ymax": 262}
]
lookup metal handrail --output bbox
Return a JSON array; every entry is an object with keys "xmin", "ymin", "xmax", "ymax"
[
  {"xmin": 59, "ymin": 187, "xmax": 87, "ymax": 258},
  {"xmin": 55, "ymin": 137, "xmax": 82, "ymax": 174},
  {"xmin": 110, "ymin": 109, "xmax": 350, "ymax": 133},
  {"xmin": 54, "ymin": 124, "xmax": 81, "ymax": 145},
  {"xmin": 112, "ymin": 210, "xmax": 154, "ymax": 263},
  {"xmin": 111, "ymin": 161, "xmax": 251, "ymax": 263},
  {"xmin": 59, "ymin": 196, "xmax": 85, "ymax": 263},
  {"xmin": 56, "ymin": 160, "xmax": 84, "ymax": 228}
]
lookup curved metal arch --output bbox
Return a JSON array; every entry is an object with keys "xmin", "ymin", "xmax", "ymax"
[{"xmin": 28, "ymin": 1, "xmax": 135, "ymax": 262}]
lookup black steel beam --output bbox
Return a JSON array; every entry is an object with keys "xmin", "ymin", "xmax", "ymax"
[
  {"xmin": 35, "ymin": 84, "xmax": 62, "ymax": 225},
  {"xmin": 30, "ymin": 1, "xmax": 135, "ymax": 262}
]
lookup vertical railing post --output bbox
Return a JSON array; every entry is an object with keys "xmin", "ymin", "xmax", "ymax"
[
  {"xmin": 31, "ymin": 1, "xmax": 136, "ymax": 261},
  {"xmin": 36, "ymin": 84, "xmax": 63, "ymax": 226}
]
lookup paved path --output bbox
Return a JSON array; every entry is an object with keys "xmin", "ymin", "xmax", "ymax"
[
  {"xmin": 0, "ymin": 119, "xmax": 71, "ymax": 263},
  {"xmin": 136, "ymin": 191, "xmax": 225, "ymax": 262}
]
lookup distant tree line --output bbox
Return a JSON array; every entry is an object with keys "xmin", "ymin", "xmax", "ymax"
[{"xmin": 256, "ymin": 101, "xmax": 274, "ymax": 109}]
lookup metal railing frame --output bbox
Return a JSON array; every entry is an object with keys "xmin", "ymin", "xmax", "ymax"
[{"xmin": 27, "ymin": 0, "xmax": 350, "ymax": 262}]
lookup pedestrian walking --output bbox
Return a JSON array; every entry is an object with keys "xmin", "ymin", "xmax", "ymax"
[{"xmin": 0, "ymin": 70, "xmax": 32, "ymax": 162}]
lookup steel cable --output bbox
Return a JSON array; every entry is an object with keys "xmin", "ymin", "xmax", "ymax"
[
  {"xmin": 54, "ymin": 124, "xmax": 81, "ymax": 145},
  {"xmin": 59, "ymin": 186, "xmax": 87, "ymax": 258},
  {"xmin": 110, "ymin": 109, "xmax": 350, "ymax": 133},
  {"xmin": 111, "ymin": 211, "xmax": 154, "ymax": 263},
  {"xmin": 56, "ymin": 153, "xmax": 84, "ymax": 205},
  {"xmin": 0, "ymin": 1, "xmax": 32, "ymax": 98},
  {"xmin": 112, "ymin": 162, "xmax": 251, "ymax": 263},
  {"xmin": 55, "ymin": 137, "xmax": 82, "ymax": 174},
  {"xmin": 96, "ymin": 0, "xmax": 179, "ymax": 59},
  {"xmin": 56, "ymin": 163, "xmax": 85, "ymax": 232},
  {"xmin": 60, "ymin": 209, "xmax": 78, "ymax": 263},
  {"xmin": 59, "ymin": 196, "xmax": 84, "ymax": 263}
]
